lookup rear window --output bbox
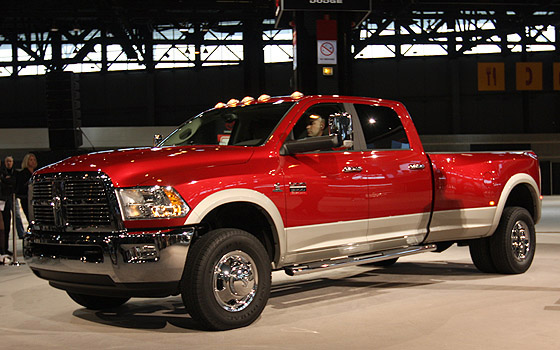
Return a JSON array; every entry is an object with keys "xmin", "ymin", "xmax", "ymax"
[{"xmin": 354, "ymin": 104, "xmax": 410, "ymax": 150}]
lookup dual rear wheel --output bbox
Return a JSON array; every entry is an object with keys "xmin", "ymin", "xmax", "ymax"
[{"xmin": 469, "ymin": 206, "xmax": 536, "ymax": 274}]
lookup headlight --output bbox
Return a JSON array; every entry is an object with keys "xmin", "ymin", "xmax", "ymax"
[{"xmin": 116, "ymin": 186, "xmax": 189, "ymax": 220}]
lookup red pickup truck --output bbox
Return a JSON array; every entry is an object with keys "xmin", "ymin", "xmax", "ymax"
[{"xmin": 25, "ymin": 93, "xmax": 541, "ymax": 330}]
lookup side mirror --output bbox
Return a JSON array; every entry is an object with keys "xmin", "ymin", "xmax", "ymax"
[
  {"xmin": 281, "ymin": 135, "xmax": 339, "ymax": 155},
  {"xmin": 328, "ymin": 112, "xmax": 353, "ymax": 149},
  {"xmin": 153, "ymin": 134, "xmax": 163, "ymax": 147}
]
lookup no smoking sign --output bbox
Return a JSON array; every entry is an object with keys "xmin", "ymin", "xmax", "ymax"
[{"xmin": 318, "ymin": 40, "xmax": 337, "ymax": 64}]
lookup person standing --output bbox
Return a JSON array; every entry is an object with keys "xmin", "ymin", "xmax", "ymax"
[
  {"xmin": 16, "ymin": 153, "xmax": 37, "ymax": 238},
  {"xmin": 1, "ymin": 156, "xmax": 19, "ymax": 253}
]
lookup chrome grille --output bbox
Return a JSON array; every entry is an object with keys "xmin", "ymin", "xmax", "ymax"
[
  {"xmin": 31, "ymin": 173, "xmax": 119, "ymax": 232},
  {"xmin": 65, "ymin": 180, "xmax": 112, "ymax": 225},
  {"xmin": 32, "ymin": 182, "xmax": 56, "ymax": 224}
]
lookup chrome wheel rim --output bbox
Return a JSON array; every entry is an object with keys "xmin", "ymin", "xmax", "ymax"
[
  {"xmin": 212, "ymin": 250, "xmax": 258, "ymax": 312},
  {"xmin": 511, "ymin": 220, "xmax": 531, "ymax": 262}
]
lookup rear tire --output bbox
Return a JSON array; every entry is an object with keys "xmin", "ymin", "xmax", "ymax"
[
  {"xmin": 469, "ymin": 237, "xmax": 497, "ymax": 273},
  {"xmin": 490, "ymin": 207, "xmax": 535, "ymax": 274},
  {"xmin": 181, "ymin": 228, "xmax": 271, "ymax": 330},
  {"xmin": 67, "ymin": 292, "xmax": 130, "ymax": 310},
  {"xmin": 469, "ymin": 206, "xmax": 536, "ymax": 274}
]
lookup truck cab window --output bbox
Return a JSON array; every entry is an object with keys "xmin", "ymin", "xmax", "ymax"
[
  {"xmin": 161, "ymin": 102, "xmax": 294, "ymax": 147},
  {"xmin": 292, "ymin": 103, "xmax": 344, "ymax": 140},
  {"xmin": 354, "ymin": 104, "xmax": 410, "ymax": 150}
]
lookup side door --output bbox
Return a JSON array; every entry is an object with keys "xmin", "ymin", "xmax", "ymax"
[
  {"xmin": 351, "ymin": 103, "xmax": 433, "ymax": 246},
  {"xmin": 280, "ymin": 102, "xmax": 369, "ymax": 263}
]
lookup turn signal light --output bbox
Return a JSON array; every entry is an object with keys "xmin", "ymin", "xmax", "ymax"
[{"xmin": 214, "ymin": 102, "xmax": 226, "ymax": 109}]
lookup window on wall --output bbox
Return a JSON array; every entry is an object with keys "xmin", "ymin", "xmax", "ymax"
[{"xmin": 354, "ymin": 104, "xmax": 410, "ymax": 150}]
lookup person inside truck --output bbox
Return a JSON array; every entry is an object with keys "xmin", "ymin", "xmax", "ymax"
[
  {"xmin": 291, "ymin": 103, "xmax": 343, "ymax": 140},
  {"xmin": 306, "ymin": 114, "xmax": 326, "ymax": 137}
]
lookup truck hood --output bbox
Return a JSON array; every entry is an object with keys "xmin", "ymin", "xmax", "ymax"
[{"xmin": 37, "ymin": 146, "xmax": 255, "ymax": 187}]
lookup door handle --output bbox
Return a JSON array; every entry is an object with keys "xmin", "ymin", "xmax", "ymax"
[
  {"xmin": 342, "ymin": 166, "xmax": 363, "ymax": 173},
  {"xmin": 408, "ymin": 163, "xmax": 425, "ymax": 170}
]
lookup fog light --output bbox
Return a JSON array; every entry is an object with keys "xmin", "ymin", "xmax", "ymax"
[{"xmin": 123, "ymin": 245, "xmax": 159, "ymax": 263}]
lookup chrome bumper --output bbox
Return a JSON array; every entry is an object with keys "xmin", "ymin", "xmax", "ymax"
[{"xmin": 24, "ymin": 227, "xmax": 196, "ymax": 297}]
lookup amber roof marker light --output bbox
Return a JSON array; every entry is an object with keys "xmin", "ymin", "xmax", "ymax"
[
  {"xmin": 226, "ymin": 98, "xmax": 240, "ymax": 107},
  {"xmin": 258, "ymin": 94, "xmax": 271, "ymax": 102},
  {"xmin": 241, "ymin": 96, "xmax": 256, "ymax": 105},
  {"xmin": 291, "ymin": 91, "xmax": 304, "ymax": 99}
]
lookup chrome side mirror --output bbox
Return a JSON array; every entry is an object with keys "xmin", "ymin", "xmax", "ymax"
[
  {"xmin": 328, "ymin": 112, "xmax": 353, "ymax": 148},
  {"xmin": 153, "ymin": 134, "xmax": 163, "ymax": 147}
]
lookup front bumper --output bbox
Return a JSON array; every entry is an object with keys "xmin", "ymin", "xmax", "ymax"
[{"xmin": 24, "ymin": 227, "xmax": 197, "ymax": 297}]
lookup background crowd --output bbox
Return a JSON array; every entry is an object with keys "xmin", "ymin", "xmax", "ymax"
[{"xmin": 0, "ymin": 153, "xmax": 38, "ymax": 256}]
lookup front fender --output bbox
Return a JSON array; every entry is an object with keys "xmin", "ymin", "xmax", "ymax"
[{"xmin": 184, "ymin": 188, "xmax": 286, "ymax": 267}]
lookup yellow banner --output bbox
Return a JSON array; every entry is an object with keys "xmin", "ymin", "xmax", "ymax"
[
  {"xmin": 516, "ymin": 62, "xmax": 543, "ymax": 91},
  {"xmin": 478, "ymin": 63, "xmax": 505, "ymax": 91},
  {"xmin": 554, "ymin": 63, "xmax": 560, "ymax": 91}
]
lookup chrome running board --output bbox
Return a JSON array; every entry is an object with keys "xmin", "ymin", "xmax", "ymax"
[{"xmin": 284, "ymin": 244, "xmax": 437, "ymax": 276}]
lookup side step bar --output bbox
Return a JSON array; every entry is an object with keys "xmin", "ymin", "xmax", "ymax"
[{"xmin": 284, "ymin": 244, "xmax": 437, "ymax": 276}]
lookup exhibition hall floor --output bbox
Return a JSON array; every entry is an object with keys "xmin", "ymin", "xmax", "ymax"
[{"xmin": 2, "ymin": 197, "xmax": 560, "ymax": 349}]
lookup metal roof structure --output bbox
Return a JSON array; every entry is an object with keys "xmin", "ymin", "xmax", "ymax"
[{"xmin": 1, "ymin": 0, "xmax": 559, "ymax": 75}]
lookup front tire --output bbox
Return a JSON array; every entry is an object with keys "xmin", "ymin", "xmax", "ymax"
[
  {"xmin": 181, "ymin": 228, "xmax": 271, "ymax": 330},
  {"xmin": 67, "ymin": 292, "xmax": 130, "ymax": 310}
]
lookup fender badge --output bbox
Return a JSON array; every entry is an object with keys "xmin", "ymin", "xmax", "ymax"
[
  {"xmin": 289, "ymin": 182, "xmax": 307, "ymax": 193},
  {"xmin": 273, "ymin": 183, "xmax": 283, "ymax": 193}
]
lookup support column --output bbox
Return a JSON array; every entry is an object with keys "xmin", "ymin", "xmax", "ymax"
[
  {"xmin": 448, "ymin": 19, "xmax": 461, "ymax": 134},
  {"xmin": 335, "ymin": 13, "xmax": 353, "ymax": 95},
  {"xmin": 101, "ymin": 29, "xmax": 108, "ymax": 72},
  {"xmin": 194, "ymin": 24, "xmax": 203, "ymax": 70},
  {"xmin": 292, "ymin": 11, "xmax": 318, "ymax": 94},
  {"xmin": 243, "ymin": 19, "xmax": 265, "ymax": 96},
  {"xmin": 142, "ymin": 26, "xmax": 155, "ymax": 72},
  {"xmin": 292, "ymin": 12, "xmax": 354, "ymax": 95},
  {"xmin": 50, "ymin": 31, "xmax": 63, "ymax": 71},
  {"xmin": 10, "ymin": 34, "xmax": 18, "ymax": 77}
]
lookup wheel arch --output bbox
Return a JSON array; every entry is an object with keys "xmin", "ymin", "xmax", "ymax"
[
  {"xmin": 184, "ymin": 189, "xmax": 285, "ymax": 267},
  {"xmin": 489, "ymin": 173, "xmax": 541, "ymax": 236}
]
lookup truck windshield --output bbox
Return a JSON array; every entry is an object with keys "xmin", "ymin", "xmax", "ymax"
[{"xmin": 159, "ymin": 102, "xmax": 295, "ymax": 147}]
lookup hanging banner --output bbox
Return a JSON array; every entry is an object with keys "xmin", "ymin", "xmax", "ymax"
[
  {"xmin": 317, "ymin": 18, "xmax": 337, "ymax": 65},
  {"xmin": 276, "ymin": 0, "xmax": 372, "ymax": 28},
  {"xmin": 280, "ymin": 0, "xmax": 371, "ymax": 11}
]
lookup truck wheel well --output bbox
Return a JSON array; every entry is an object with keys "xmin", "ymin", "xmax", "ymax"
[
  {"xmin": 505, "ymin": 184, "xmax": 537, "ymax": 220},
  {"xmin": 199, "ymin": 202, "xmax": 278, "ymax": 264}
]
